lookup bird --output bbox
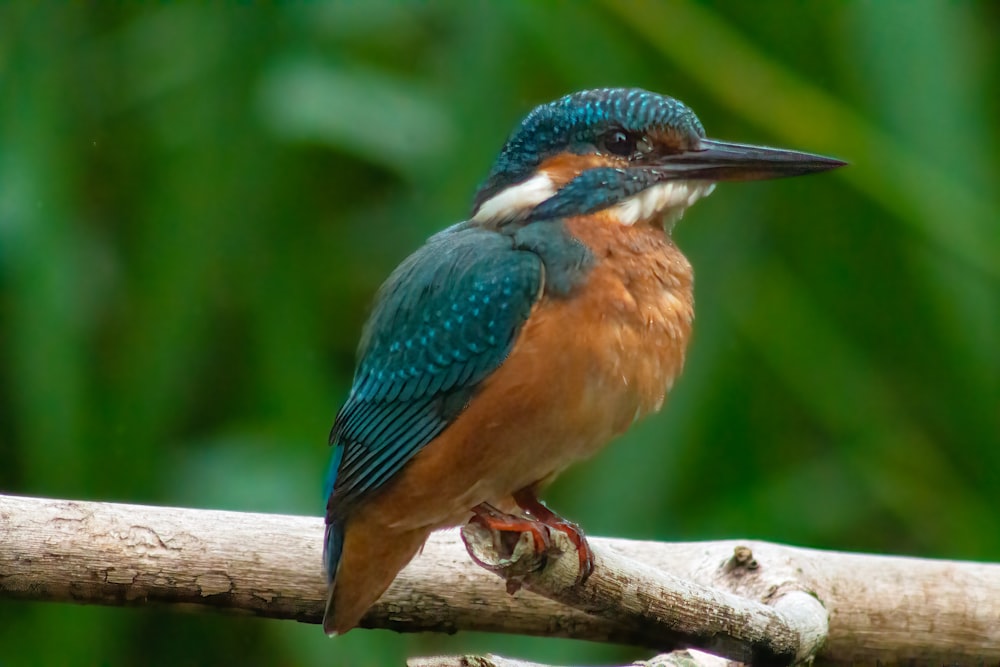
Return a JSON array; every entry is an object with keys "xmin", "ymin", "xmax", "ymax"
[{"xmin": 322, "ymin": 87, "xmax": 843, "ymax": 635}]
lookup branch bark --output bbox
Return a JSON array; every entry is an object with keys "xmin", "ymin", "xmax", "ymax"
[
  {"xmin": 407, "ymin": 650, "xmax": 733, "ymax": 667},
  {"xmin": 1, "ymin": 493, "xmax": 998, "ymax": 664},
  {"xmin": 460, "ymin": 521, "xmax": 826, "ymax": 664}
]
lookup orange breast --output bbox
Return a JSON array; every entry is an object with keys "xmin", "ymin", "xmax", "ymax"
[{"xmin": 363, "ymin": 214, "xmax": 694, "ymax": 531}]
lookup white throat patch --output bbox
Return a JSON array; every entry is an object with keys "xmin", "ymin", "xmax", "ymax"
[
  {"xmin": 471, "ymin": 172, "xmax": 715, "ymax": 229},
  {"xmin": 613, "ymin": 180, "xmax": 716, "ymax": 228},
  {"xmin": 471, "ymin": 172, "xmax": 556, "ymax": 224}
]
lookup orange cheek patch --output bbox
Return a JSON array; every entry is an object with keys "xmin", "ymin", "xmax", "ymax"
[{"xmin": 538, "ymin": 153, "xmax": 626, "ymax": 187}]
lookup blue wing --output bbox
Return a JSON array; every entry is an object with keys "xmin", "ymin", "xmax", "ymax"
[{"xmin": 325, "ymin": 224, "xmax": 544, "ymax": 533}]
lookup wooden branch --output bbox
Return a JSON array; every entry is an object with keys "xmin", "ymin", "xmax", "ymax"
[
  {"xmin": 407, "ymin": 649, "xmax": 735, "ymax": 667},
  {"xmin": 408, "ymin": 654, "xmax": 558, "ymax": 667},
  {"xmin": 460, "ymin": 521, "xmax": 825, "ymax": 664},
  {"xmin": 2, "ymin": 493, "xmax": 999, "ymax": 664}
]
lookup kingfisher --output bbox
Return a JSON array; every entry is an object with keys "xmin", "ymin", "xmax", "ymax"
[{"xmin": 322, "ymin": 88, "xmax": 843, "ymax": 635}]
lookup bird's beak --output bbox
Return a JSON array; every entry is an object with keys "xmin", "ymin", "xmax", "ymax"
[{"xmin": 654, "ymin": 138, "xmax": 846, "ymax": 181}]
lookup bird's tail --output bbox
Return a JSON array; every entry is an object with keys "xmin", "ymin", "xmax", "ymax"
[
  {"xmin": 322, "ymin": 519, "xmax": 345, "ymax": 635},
  {"xmin": 322, "ymin": 517, "xmax": 430, "ymax": 636}
]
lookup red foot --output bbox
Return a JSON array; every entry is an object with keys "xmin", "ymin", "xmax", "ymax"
[
  {"xmin": 513, "ymin": 488, "xmax": 595, "ymax": 583},
  {"xmin": 470, "ymin": 503, "xmax": 552, "ymax": 556}
]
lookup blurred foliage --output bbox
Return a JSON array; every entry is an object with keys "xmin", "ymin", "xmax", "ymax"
[{"xmin": 0, "ymin": 1, "xmax": 997, "ymax": 665}]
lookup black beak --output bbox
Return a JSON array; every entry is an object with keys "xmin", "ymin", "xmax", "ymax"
[{"xmin": 654, "ymin": 138, "xmax": 846, "ymax": 181}]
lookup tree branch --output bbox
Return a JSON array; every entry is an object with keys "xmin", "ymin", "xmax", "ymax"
[
  {"xmin": 407, "ymin": 649, "xmax": 734, "ymax": 667},
  {"xmin": 460, "ymin": 521, "xmax": 825, "ymax": 664},
  {"xmin": 1, "ymin": 493, "xmax": 998, "ymax": 664}
]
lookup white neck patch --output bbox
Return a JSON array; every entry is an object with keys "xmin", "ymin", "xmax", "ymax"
[
  {"xmin": 471, "ymin": 172, "xmax": 715, "ymax": 229},
  {"xmin": 471, "ymin": 172, "xmax": 556, "ymax": 224},
  {"xmin": 613, "ymin": 180, "xmax": 716, "ymax": 228}
]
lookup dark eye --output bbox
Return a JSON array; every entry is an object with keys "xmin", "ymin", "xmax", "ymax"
[{"xmin": 600, "ymin": 130, "xmax": 637, "ymax": 156}]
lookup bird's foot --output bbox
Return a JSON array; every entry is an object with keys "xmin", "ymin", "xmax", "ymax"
[
  {"xmin": 468, "ymin": 502, "xmax": 555, "ymax": 593},
  {"xmin": 466, "ymin": 496, "xmax": 596, "ymax": 593},
  {"xmin": 469, "ymin": 502, "xmax": 552, "ymax": 555},
  {"xmin": 512, "ymin": 489, "xmax": 595, "ymax": 584}
]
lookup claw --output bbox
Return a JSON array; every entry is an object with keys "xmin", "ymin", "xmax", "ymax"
[
  {"xmin": 470, "ymin": 503, "xmax": 552, "ymax": 556},
  {"xmin": 512, "ymin": 488, "xmax": 595, "ymax": 583}
]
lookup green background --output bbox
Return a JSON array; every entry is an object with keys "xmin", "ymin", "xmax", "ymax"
[{"xmin": 1, "ymin": 2, "xmax": 997, "ymax": 665}]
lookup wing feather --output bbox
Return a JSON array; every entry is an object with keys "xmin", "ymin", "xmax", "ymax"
[{"xmin": 325, "ymin": 226, "xmax": 543, "ymax": 523}]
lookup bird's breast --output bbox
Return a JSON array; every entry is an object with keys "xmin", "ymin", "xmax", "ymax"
[
  {"xmin": 540, "ymin": 215, "xmax": 695, "ymax": 442},
  {"xmin": 465, "ymin": 215, "xmax": 695, "ymax": 483}
]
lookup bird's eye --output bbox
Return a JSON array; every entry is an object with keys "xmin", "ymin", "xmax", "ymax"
[
  {"xmin": 600, "ymin": 130, "xmax": 635, "ymax": 156},
  {"xmin": 600, "ymin": 130, "xmax": 651, "ymax": 158}
]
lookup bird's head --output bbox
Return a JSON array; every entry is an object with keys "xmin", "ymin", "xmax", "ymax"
[{"xmin": 471, "ymin": 88, "xmax": 844, "ymax": 230}]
